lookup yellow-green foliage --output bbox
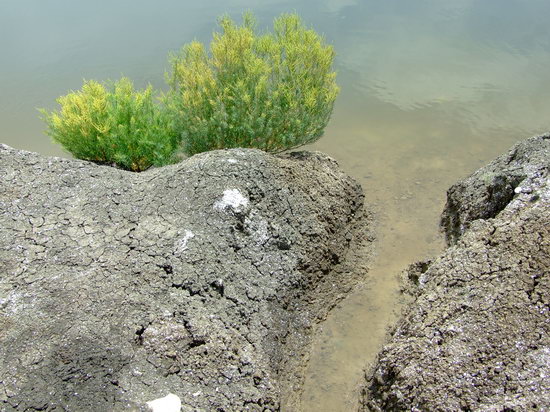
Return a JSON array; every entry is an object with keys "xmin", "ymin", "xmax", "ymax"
[
  {"xmin": 40, "ymin": 13, "xmax": 338, "ymax": 170},
  {"xmin": 166, "ymin": 12, "xmax": 339, "ymax": 155},
  {"xmin": 40, "ymin": 78, "xmax": 179, "ymax": 172}
]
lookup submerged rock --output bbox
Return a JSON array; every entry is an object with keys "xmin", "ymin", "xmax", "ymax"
[
  {"xmin": 362, "ymin": 134, "xmax": 550, "ymax": 411},
  {"xmin": 0, "ymin": 145, "xmax": 373, "ymax": 411}
]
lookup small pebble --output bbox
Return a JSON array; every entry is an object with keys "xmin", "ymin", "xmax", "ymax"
[{"xmin": 146, "ymin": 393, "xmax": 181, "ymax": 412}]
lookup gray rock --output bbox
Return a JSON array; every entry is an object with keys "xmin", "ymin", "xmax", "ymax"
[
  {"xmin": 362, "ymin": 134, "xmax": 550, "ymax": 411},
  {"xmin": 441, "ymin": 133, "xmax": 550, "ymax": 246},
  {"xmin": 0, "ymin": 145, "xmax": 374, "ymax": 411}
]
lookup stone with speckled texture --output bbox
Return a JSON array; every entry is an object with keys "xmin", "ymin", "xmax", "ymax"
[
  {"xmin": 362, "ymin": 134, "xmax": 550, "ymax": 411},
  {"xmin": 0, "ymin": 145, "xmax": 374, "ymax": 411}
]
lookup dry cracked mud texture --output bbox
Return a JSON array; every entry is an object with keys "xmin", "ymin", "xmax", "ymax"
[{"xmin": 0, "ymin": 145, "xmax": 374, "ymax": 411}]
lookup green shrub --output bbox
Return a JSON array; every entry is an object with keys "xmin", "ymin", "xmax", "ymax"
[
  {"xmin": 40, "ymin": 12, "xmax": 339, "ymax": 170},
  {"xmin": 40, "ymin": 77, "xmax": 179, "ymax": 172},
  {"xmin": 165, "ymin": 12, "xmax": 339, "ymax": 155}
]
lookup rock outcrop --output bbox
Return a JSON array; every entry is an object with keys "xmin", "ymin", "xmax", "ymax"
[
  {"xmin": 0, "ymin": 145, "xmax": 373, "ymax": 411},
  {"xmin": 362, "ymin": 134, "xmax": 550, "ymax": 411}
]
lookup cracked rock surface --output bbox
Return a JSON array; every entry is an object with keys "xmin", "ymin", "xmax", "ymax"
[
  {"xmin": 0, "ymin": 145, "xmax": 373, "ymax": 411},
  {"xmin": 362, "ymin": 134, "xmax": 550, "ymax": 411}
]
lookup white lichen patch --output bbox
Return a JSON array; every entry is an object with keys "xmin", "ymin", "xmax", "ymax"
[
  {"xmin": 146, "ymin": 393, "xmax": 181, "ymax": 412},
  {"xmin": 226, "ymin": 158, "xmax": 238, "ymax": 164},
  {"xmin": 174, "ymin": 230, "xmax": 194, "ymax": 254},
  {"xmin": 214, "ymin": 189, "xmax": 249, "ymax": 212}
]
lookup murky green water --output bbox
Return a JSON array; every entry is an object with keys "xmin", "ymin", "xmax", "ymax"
[{"xmin": 2, "ymin": 1, "xmax": 550, "ymax": 410}]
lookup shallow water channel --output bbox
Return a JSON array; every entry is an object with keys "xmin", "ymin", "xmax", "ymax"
[{"xmin": 2, "ymin": 1, "xmax": 550, "ymax": 410}]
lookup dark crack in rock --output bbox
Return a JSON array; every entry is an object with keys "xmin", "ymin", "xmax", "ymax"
[
  {"xmin": 0, "ymin": 145, "xmax": 374, "ymax": 411},
  {"xmin": 362, "ymin": 134, "xmax": 550, "ymax": 411}
]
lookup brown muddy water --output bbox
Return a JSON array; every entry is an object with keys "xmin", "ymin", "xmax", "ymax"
[{"xmin": 2, "ymin": 1, "xmax": 550, "ymax": 411}]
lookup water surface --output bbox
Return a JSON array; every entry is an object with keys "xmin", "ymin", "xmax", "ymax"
[{"xmin": 2, "ymin": 1, "xmax": 550, "ymax": 410}]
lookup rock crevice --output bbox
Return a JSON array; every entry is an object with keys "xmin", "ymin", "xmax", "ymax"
[{"xmin": 362, "ymin": 134, "xmax": 550, "ymax": 411}]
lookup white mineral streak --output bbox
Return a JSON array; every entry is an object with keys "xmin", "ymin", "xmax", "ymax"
[
  {"xmin": 175, "ymin": 230, "xmax": 194, "ymax": 253},
  {"xmin": 254, "ymin": 219, "xmax": 269, "ymax": 244},
  {"xmin": 146, "ymin": 393, "xmax": 181, "ymax": 412},
  {"xmin": 245, "ymin": 212, "xmax": 270, "ymax": 245},
  {"xmin": 214, "ymin": 189, "xmax": 249, "ymax": 211}
]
